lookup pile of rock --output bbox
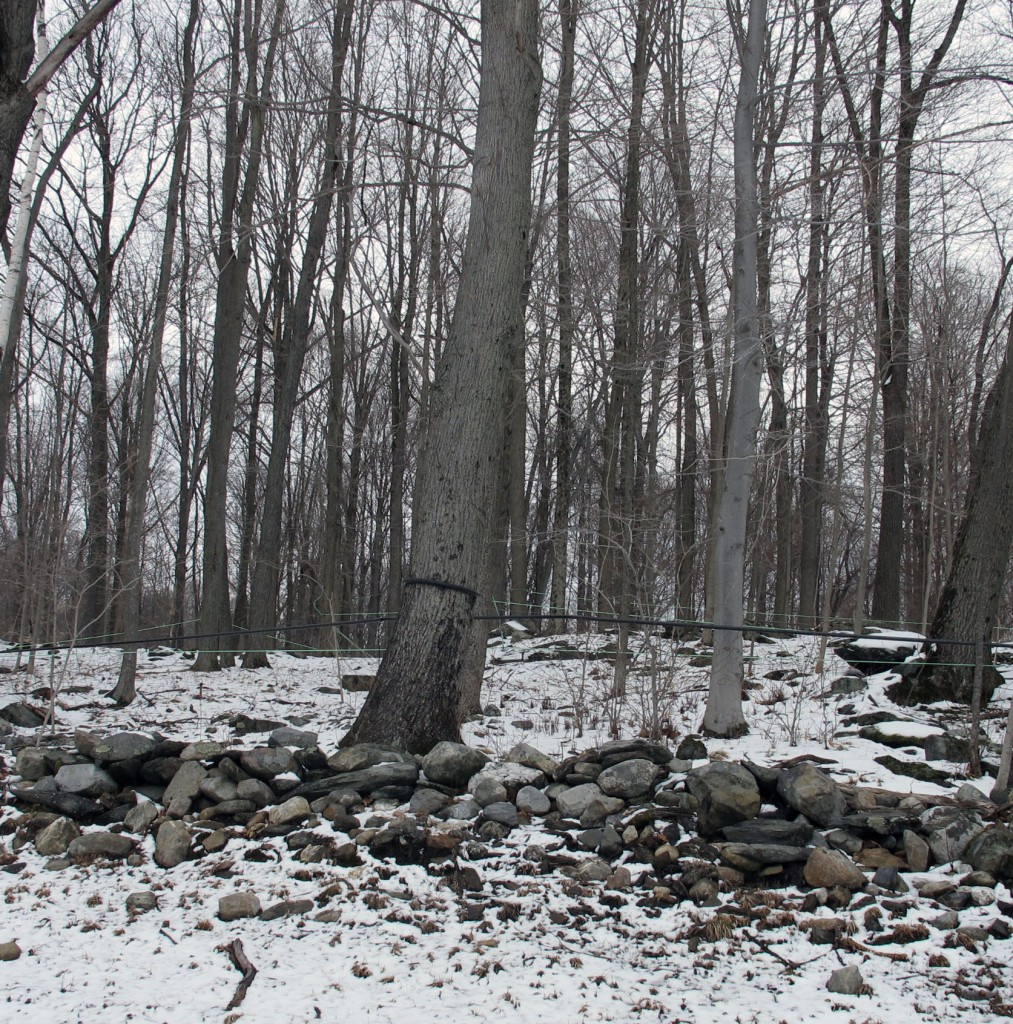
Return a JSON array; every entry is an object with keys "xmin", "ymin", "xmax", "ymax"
[{"xmin": 3, "ymin": 728, "xmax": 1013, "ymax": 908}]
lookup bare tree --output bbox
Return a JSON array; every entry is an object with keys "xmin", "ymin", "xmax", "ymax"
[{"xmin": 342, "ymin": 0, "xmax": 541, "ymax": 752}]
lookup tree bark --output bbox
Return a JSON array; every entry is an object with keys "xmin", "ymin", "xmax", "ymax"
[
  {"xmin": 341, "ymin": 0, "xmax": 541, "ymax": 753},
  {"xmin": 702, "ymin": 0, "xmax": 766, "ymax": 738}
]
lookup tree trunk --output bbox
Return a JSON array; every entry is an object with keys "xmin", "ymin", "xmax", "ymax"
[
  {"xmin": 341, "ymin": 0, "xmax": 540, "ymax": 753},
  {"xmin": 111, "ymin": 0, "xmax": 198, "ymax": 704},
  {"xmin": 193, "ymin": 0, "xmax": 286, "ymax": 672},
  {"xmin": 702, "ymin": 0, "xmax": 766, "ymax": 738}
]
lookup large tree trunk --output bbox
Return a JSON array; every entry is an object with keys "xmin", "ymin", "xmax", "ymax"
[
  {"xmin": 702, "ymin": 0, "xmax": 766, "ymax": 738},
  {"xmin": 913, "ymin": 313, "xmax": 1013, "ymax": 704},
  {"xmin": 341, "ymin": 0, "xmax": 540, "ymax": 753}
]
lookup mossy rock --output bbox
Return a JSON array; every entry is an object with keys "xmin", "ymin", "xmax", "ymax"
[{"xmin": 873, "ymin": 755, "xmax": 952, "ymax": 784}]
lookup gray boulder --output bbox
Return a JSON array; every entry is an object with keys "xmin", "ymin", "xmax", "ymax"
[
  {"xmin": 579, "ymin": 795, "xmax": 625, "ymax": 827},
  {"xmin": 290, "ymin": 761, "xmax": 419, "ymax": 799},
  {"xmin": 920, "ymin": 805, "xmax": 983, "ymax": 864},
  {"xmin": 556, "ymin": 783, "xmax": 604, "ymax": 819},
  {"xmin": 777, "ymin": 764, "xmax": 844, "ymax": 826},
  {"xmin": 472, "ymin": 776, "xmax": 508, "ymax": 807},
  {"xmin": 422, "ymin": 742, "xmax": 489, "ymax": 788},
  {"xmin": 962, "ymin": 825, "xmax": 1013, "ymax": 881},
  {"xmin": 154, "ymin": 821, "xmax": 192, "ymax": 869},
  {"xmin": 126, "ymin": 892, "xmax": 159, "ymax": 914},
  {"xmin": 597, "ymin": 758, "xmax": 658, "ymax": 800},
  {"xmin": 163, "ymin": 760, "xmax": 207, "ymax": 805},
  {"xmin": 218, "ymin": 892, "xmax": 261, "ymax": 921},
  {"xmin": 240, "ymin": 746, "xmax": 296, "ymax": 779},
  {"xmin": 200, "ymin": 775, "xmax": 239, "ymax": 803},
  {"xmin": 826, "ymin": 966, "xmax": 865, "ymax": 995},
  {"xmin": 598, "ymin": 738, "xmax": 673, "ymax": 767},
  {"xmin": 179, "ymin": 741, "xmax": 224, "ymax": 761},
  {"xmin": 325, "ymin": 744, "xmax": 412, "ymax": 774},
  {"xmin": 269, "ymin": 727, "xmax": 318, "ymax": 749},
  {"xmin": 468, "ymin": 762, "xmax": 544, "ymax": 796},
  {"xmin": 409, "ymin": 789, "xmax": 451, "ymax": 815},
  {"xmin": 483, "ymin": 802, "xmax": 519, "ymax": 828},
  {"xmin": 55, "ymin": 763, "xmax": 118, "ymax": 797},
  {"xmin": 92, "ymin": 732, "xmax": 157, "ymax": 763},
  {"xmin": 123, "ymin": 800, "xmax": 159, "ymax": 835},
  {"xmin": 515, "ymin": 785, "xmax": 551, "ymax": 815},
  {"xmin": 0, "ymin": 702, "xmax": 45, "ymax": 728},
  {"xmin": 15, "ymin": 747, "xmax": 51, "ymax": 781},
  {"xmin": 685, "ymin": 762, "xmax": 761, "ymax": 836},
  {"xmin": 67, "ymin": 832, "xmax": 135, "ymax": 861},
  {"xmin": 268, "ymin": 796, "xmax": 311, "ymax": 826},
  {"xmin": 236, "ymin": 778, "xmax": 275, "ymax": 807},
  {"xmin": 35, "ymin": 817, "xmax": 81, "ymax": 856},
  {"xmin": 506, "ymin": 742, "xmax": 558, "ymax": 776},
  {"xmin": 804, "ymin": 847, "xmax": 867, "ymax": 890}
]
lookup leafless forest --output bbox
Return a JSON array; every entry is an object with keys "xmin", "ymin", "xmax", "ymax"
[{"xmin": 2, "ymin": 0, "xmax": 1012, "ymax": 694}]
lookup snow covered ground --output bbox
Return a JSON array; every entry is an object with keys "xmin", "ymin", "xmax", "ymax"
[{"xmin": 0, "ymin": 634, "xmax": 1011, "ymax": 1023}]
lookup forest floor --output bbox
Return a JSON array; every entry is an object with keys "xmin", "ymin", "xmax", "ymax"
[{"xmin": 0, "ymin": 631, "xmax": 1011, "ymax": 1024}]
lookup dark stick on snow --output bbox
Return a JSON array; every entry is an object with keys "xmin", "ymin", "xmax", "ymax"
[{"xmin": 220, "ymin": 939, "xmax": 257, "ymax": 1009}]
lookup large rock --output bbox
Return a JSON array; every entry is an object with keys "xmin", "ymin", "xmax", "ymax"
[
  {"xmin": 920, "ymin": 806, "xmax": 983, "ymax": 864},
  {"xmin": 827, "ymin": 966, "xmax": 865, "ymax": 995},
  {"xmin": 722, "ymin": 818, "xmax": 814, "ymax": 846},
  {"xmin": 92, "ymin": 732, "xmax": 157, "ymax": 763},
  {"xmin": 269, "ymin": 727, "xmax": 318, "ymax": 749},
  {"xmin": 468, "ymin": 762, "xmax": 544, "ymax": 797},
  {"xmin": 268, "ymin": 796, "xmax": 311, "ymax": 826},
  {"xmin": 516, "ymin": 785, "xmax": 551, "ymax": 815},
  {"xmin": 163, "ymin": 760, "xmax": 207, "ymax": 805},
  {"xmin": 16, "ymin": 747, "xmax": 53, "ymax": 781},
  {"xmin": 506, "ymin": 743, "xmax": 559, "ymax": 776},
  {"xmin": 804, "ymin": 847, "xmax": 868, "ymax": 890},
  {"xmin": 123, "ymin": 800, "xmax": 159, "ymax": 835},
  {"xmin": 422, "ymin": 742, "xmax": 489, "ymax": 788},
  {"xmin": 154, "ymin": 821, "xmax": 192, "ymax": 869},
  {"xmin": 597, "ymin": 758, "xmax": 658, "ymax": 800},
  {"xmin": 35, "ymin": 817, "xmax": 81, "ymax": 856},
  {"xmin": 8, "ymin": 785, "xmax": 103, "ymax": 821},
  {"xmin": 54, "ymin": 763, "xmax": 118, "ymax": 797},
  {"xmin": 777, "ymin": 764, "xmax": 844, "ymax": 826},
  {"xmin": 555, "ymin": 783, "xmax": 604, "ymax": 819},
  {"xmin": 325, "ymin": 744, "xmax": 412, "ymax": 774},
  {"xmin": 67, "ymin": 831, "xmax": 135, "ymax": 861},
  {"xmin": 218, "ymin": 892, "xmax": 261, "ymax": 921},
  {"xmin": 179, "ymin": 741, "xmax": 224, "ymax": 762},
  {"xmin": 597, "ymin": 738, "xmax": 673, "ymax": 767},
  {"xmin": 685, "ymin": 762, "xmax": 762, "ymax": 837},
  {"xmin": 240, "ymin": 746, "xmax": 296, "ymax": 779},
  {"xmin": 0, "ymin": 702, "xmax": 45, "ymax": 728},
  {"xmin": 963, "ymin": 825, "xmax": 1013, "ymax": 881},
  {"xmin": 290, "ymin": 761, "xmax": 419, "ymax": 799}
]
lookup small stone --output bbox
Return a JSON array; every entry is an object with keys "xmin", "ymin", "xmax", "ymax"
[
  {"xmin": 154, "ymin": 820, "xmax": 192, "ymax": 869},
  {"xmin": 201, "ymin": 830, "xmax": 228, "ymax": 853},
  {"xmin": 218, "ymin": 892, "xmax": 262, "ymax": 921},
  {"xmin": 15, "ymin": 747, "xmax": 50, "ymax": 781},
  {"xmin": 579, "ymin": 795, "xmax": 625, "ymax": 828},
  {"xmin": 0, "ymin": 941, "xmax": 22, "ymax": 962},
  {"xmin": 827, "ymin": 965, "xmax": 865, "ymax": 995},
  {"xmin": 675, "ymin": 736, "xmax": 708, "ymax": 761},
  {"xmin": 442, "ymin": 799, "xmax": 481, "ymax": 821},
  {"xmin": 126, "ymin": 891, "xmax": 159, "ymax": 914},
  {"xmin": 409, "ymin": 789, "xmax": 451, "ymax": 815},
  {"xmin": 44, "ymin": 858, "xmax": 71, "ymax": 871},
  {"xmin": 606, "ymin": 866, "xmax": 632, "ymax": 890},
  {"xmin": 92, "ymin": 732, "xmax": 157, "ymax": 762},
  {"xmin": 260, "ymin": 898, "xmax": 315, "ymax": 921}
]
